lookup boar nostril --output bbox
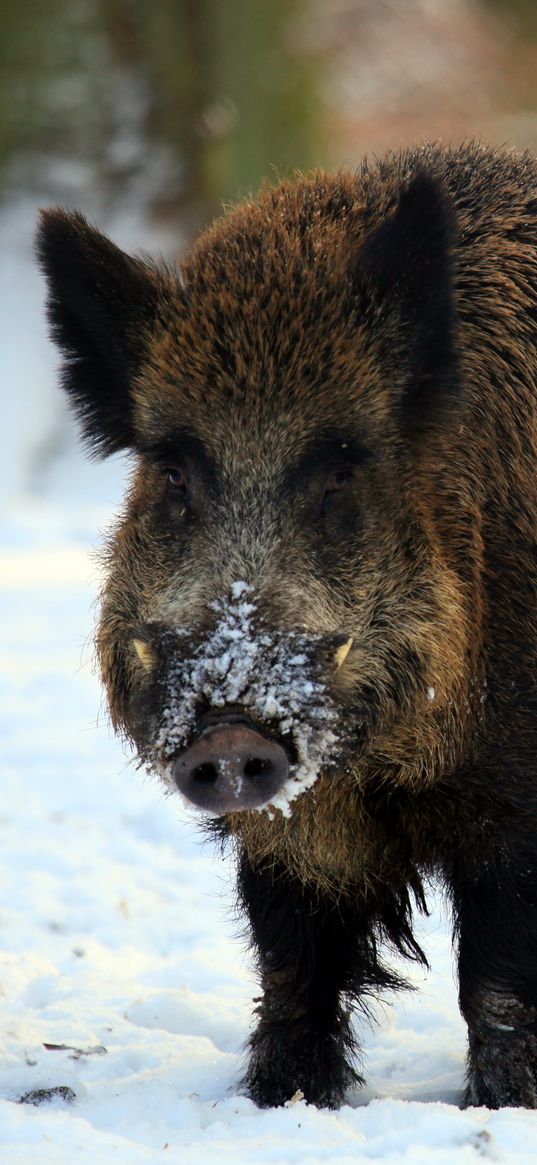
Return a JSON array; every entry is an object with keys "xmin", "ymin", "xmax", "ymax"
[
  {"xmin": 172, "ymin": 723, "xmax": 289, "ymax": 813},
  {"xmin": 193, "ymin": 762, "xmax": 219, "ymax": 783},
  {"xmin": 244, "ymin": 757, "xmax": 270, "ymax": 778}
]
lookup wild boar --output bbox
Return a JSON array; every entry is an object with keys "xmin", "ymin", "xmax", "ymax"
[{"xmin": 37, "ymin": 142, "xmax": 537, "ymax": 1110}]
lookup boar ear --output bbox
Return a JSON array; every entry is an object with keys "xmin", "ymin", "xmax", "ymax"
[
  {"xmin": 36, "ymin": 209, "xmax": 166, "ymax": 457},
  {"xmin": 357, "ymin": 170, "xmax": 458, "ymax": 425}
]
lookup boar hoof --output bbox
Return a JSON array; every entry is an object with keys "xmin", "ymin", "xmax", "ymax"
[{"xmin": 172, "ymin": 723, "xmax": 289, "ymax": 813}]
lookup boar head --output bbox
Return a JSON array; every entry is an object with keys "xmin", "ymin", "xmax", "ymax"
[{"xmin": 36, "ymin": 171, "xmax": 473, "ymax": 817}]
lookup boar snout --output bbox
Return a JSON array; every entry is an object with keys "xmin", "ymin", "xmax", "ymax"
[{"xmin": 172, "ymin": 719, "xmax": 289, "ymax": 813}]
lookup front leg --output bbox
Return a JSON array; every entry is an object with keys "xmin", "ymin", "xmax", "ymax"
[
  {"xmin": 238, "ymin": 854, "xmax": 415, "ymax": 1108},
  {"xmin": 451, "ymin": 852, "xmax": 537, "ymax": 1108},
  {"xmin": 239, "ymin": 854, "xmax": 360, "ymax": 1107}
]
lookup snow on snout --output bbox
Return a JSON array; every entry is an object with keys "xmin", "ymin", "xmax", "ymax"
[{"xmin": 154, "ymin": 582, "xmax": 339, "ymax": 813}]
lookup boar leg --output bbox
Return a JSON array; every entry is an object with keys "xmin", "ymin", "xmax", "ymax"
[
  {"xmin": 454, "ymin": 858, "xmax": 537, "ymax": 1108},
  {"xmin": 238, "ymin": 854, "xmax": 399, "ymax": 1108},
  {"xmin": 239, "ymin": 855, "xmax": 361, "ymax": 1107}
]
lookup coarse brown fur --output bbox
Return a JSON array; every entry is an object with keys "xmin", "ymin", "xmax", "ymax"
[{"xmin": 37, "ymin": 142, "xmax": 537, "ymax": 1109}]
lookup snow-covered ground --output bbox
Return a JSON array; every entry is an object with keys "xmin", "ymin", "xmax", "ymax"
[{"xmin": 2, "ymin": 202, "xmax": 537, "ymax": 1162}]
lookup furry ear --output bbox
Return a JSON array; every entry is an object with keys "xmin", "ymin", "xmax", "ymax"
[
  {"xmin": 357, "ymin": 171, "xmax": 459, "ymax": 425},
  {"xmin": 36, "ymin": 209, "xmax": 168, "ymax": 457}
]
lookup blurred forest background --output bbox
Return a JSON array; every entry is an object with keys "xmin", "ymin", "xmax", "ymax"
[
  {"xmin": 4, "ymin": 0, "xmax": 537, "ymax": 499},
  {"xmin": 4, "ymin": 0, "xmax": 537, "ymax": 235}
]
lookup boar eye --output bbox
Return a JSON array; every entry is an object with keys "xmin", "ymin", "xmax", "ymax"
[
  {"xmin": 165, "ymin": 466, "xmax": 189, "ymax": 495},
  {"xmin": 328, "ymin": 470, "xmax": 351, "ymax": 490},
  {"xmin": 324, "ymin": 469, "xmax": 353, "ymax": 496},
  {"xmin": 320, "ymin": 468, "xmax": 354, "ymax": 517}
]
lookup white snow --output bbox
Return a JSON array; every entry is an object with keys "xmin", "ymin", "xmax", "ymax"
[{"xmin": 1, "ymin": 200, "xmax": 537, "ymax": 1162}]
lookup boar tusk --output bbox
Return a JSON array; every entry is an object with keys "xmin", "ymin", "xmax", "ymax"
[
  {"xmin": 132, "ymin": 638, "xmax": 156, "ymax": 671},
  {"xmin": 334, "ymin": 636, "xmax": 354, "ymax": 672}
]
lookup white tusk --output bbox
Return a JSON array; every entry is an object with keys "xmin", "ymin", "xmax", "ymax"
[
  {"xmin": 132, "ymin": 638, "xmax": 155, "ymax": 671},
  {"xmin": 334, "ymin": 636, "xmax": 354, "ymax": 672}
]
